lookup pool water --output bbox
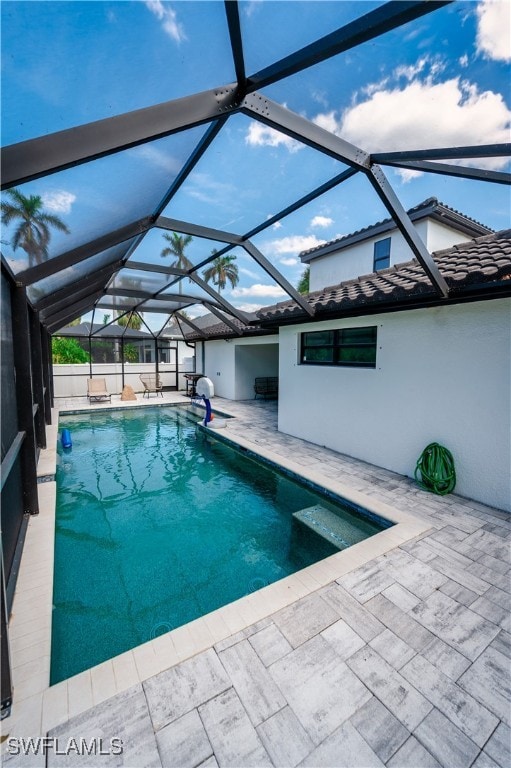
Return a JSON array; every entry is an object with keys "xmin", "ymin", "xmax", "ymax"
[{"xmin": 52, "ymin": 406, "xmax": 387, "ymax": 683}]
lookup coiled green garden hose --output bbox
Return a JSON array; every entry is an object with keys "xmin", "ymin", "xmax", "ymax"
[{"xmin": 414, "ymin": 442, "xmax": 456, "ymax": 495}]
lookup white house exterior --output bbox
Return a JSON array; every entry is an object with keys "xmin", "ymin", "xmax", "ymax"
[
  {"xmin": 301, "ymin": 198, "xmax": 493, "ymax": 291},
  {"xmin": 277, "ymin": 298, "xmax": 510, "ymax": 513},
  {"xmin": 187, "ymin": 223, "xmax": 510, "ymax": 513}
]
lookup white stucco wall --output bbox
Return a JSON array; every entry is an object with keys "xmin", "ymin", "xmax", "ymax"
[
  {"xmin": 278, "ymin": 299, "xmax": 511, "ymax": 512},
  {"xmin": 204, "ymin": 336, "xmax": 279, "ymax": 400},
  {"xmin": 204, "ymin": 340, "xmax": 237, "ymax": 399},
  {"xmin": 308, "ymin": 220, "xmax": 475, "ymax": 291}
]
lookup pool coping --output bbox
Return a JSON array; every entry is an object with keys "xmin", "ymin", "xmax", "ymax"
[{"xmin": 3, "ymin": 397, "xmax": 432, "ymax": 741}]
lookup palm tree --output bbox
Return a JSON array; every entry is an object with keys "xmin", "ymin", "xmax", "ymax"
[
  {"xmin": 117, "ymin": 312, "xmax": 143, "ymax": 331},
  {"xmin": 203, "ymin": 251, "xmax": 239, "ymax": 294},
  {"xmin": 161, "ymin": 232, "xmax": 193, "ymax": 295},
  {"xmin": 1, "ymin": 188, "xmax": 70, "ymax": 268}
]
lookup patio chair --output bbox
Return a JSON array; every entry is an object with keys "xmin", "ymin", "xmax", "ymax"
[
  {"xmin": 86, "ymin": 378, "xmax": 111, "ymax": 403},
  {"xmin": 139, "ymin": 374, "xmax": 163, "ymax": 398}
]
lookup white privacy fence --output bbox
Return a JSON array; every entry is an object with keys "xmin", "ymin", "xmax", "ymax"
[{"xmin": 53, "ymin": 359, "xmax": 196, "ymax": 397}]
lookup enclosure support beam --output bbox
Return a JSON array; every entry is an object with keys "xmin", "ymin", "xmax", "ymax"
[
  {"xmin": 243, "ymin": 242, "xmax": 315, "ymax": 316},
  {"xmin": 241, "ymin": 94, "xmax": 370, "ymax": 169},
  {"xmin": 204, "ymin": 303, "xmax": 243, "ymax": 335},
  {"xmin": 17, "ymin": 219, "xmax": 151, "ymax": 288},
  {"xmin": 245, "ymin": 1, "xmax": 451, "ymax": 92},
  {"xmin": 28, "ymin": 308, "xmax": 46, "ymax": 450},
  {"xmin": 225, "ymin": 0, "xmax": 246, "ymax": 89},
  {"xmin": 1, "ymin": 87, "xmax": 241, "ymax": 188},
  {"xmin": 11, "ymin": 287, "xmax": 39, "ymax": 515},
  {"xmin": 373, "ymin": 158, "xmax": 511, "ymax": 185},
  {"xmin": 366, "ymin": 164, "xmax": 449, "ymax": 297},
  {"xmin": 41, "ymin": 326, "xmax": 52, "ymax": 424},
  {"xmin": 1, "ymin": 555, "xmax": 13, "ymax": 720}
]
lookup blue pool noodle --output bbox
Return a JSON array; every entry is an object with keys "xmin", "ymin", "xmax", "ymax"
[{"xmin": 61, "ymin": 428, "xmax": 72, "ymax": 449}]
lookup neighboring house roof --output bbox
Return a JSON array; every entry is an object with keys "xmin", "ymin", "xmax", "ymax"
[
  {"xmin": 256, "ymin": 229, "xmax": 511, "ymax": 326},
  {"xmin": 56, "ymin": 322, "xmax": 152, "ymax": 338},
  {"xmin": 300, "ymin": 198, "xmax": 494, "ymax": 264},
  {"xmin": 181, "ymin": 315, "xmax": 272, "ymax": 342}
]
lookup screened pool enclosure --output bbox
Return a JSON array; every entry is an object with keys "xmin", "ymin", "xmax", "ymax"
[{"xmin": 1, "ymin": 0, "xmax": 510, "ymax": 717}]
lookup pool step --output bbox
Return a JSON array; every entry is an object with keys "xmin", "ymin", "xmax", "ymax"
[{"xmin": 292, "ymin": 505, "xmax": 351, "ymax": 550}]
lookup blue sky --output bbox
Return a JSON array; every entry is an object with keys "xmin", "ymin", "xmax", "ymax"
[{"xmin": 1, "ymin": 0, "xmax": 510, "ymax": 327}]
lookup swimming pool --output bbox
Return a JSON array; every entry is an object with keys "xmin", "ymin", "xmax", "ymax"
[{"xmin": 52, "ymin": 405, "xmax": 389, "ymax": 683}]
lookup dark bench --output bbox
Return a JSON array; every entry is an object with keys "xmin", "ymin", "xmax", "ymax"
[{"xmin": 254, "ymin": 377, "xmax": 279, "ymax": 399}]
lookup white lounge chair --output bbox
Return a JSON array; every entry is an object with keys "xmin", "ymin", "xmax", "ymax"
[{"xmin": 87, "ymin": 377, "xmax": 111, "ymax": 403}]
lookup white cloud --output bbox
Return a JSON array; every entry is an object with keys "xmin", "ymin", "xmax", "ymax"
[
  {"xmin": 234, "ymin": 302, "xmax": 265, "ymax": 313},
  {"xmin": 232, "ymin": 284, "xmax": 287, "ymax": 298},
  {"xmin": 272, "ymin": 221, "xmax": 283, "ymax": 230},
  {"xmin": 185, "ymin": 172, "xmax": 235, "ymax": 205},
  {"xmin": 267, "ymin": 235, "xmax": 327, "ymax": 255},
  {"xmin": 132, "ymin": 145, "xmax": 182, "ymax": 174},
  {"xmin": 239, "ymin": 267, "xmax": 260, "ymax": 279},
  {"xmin": 476, "ymin": 0, "xmax": 511, "ymax": 62},
  {"xmin": 280, "ymin": 257, "xmax": 298, "ymax": 266},
  {"xmin": 319, "ymin": 77, "xmax": 511, "ymax": 179},
  {"xmin": 145, "ymin": 1, "xmax": 185, "ymax": 43},
  {"xmin": 41, "ymin": 190, "xmax": 76, "ymax": 214},
  {"xmin": 245, "ymin": 121, "xmax": 303, "ymax": 153},
  {"xmin": 310, "ymin": 215, "xmax": 333, "ymax": 228},
  {"xmin": 459, "ymin": 54, "xmax": 469, "ymax": 67}
]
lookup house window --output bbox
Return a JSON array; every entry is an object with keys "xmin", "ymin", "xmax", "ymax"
[
  {"xmin": 373, "ymin": 237, "xmax": 391, "ymax": 271},
  {"xmin": 300, "ymin": 327, "xmax": 377, "ymax": 368}
]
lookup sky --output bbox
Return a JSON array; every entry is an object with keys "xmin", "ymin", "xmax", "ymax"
[{"xmin": 1, "ymin": 0, "xmax": 510, "ymax": 329}]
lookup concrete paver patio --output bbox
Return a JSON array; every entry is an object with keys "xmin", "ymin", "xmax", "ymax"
[{"xmin": 3, "ymin": 395, "xmax": 510, "ymax": 767}]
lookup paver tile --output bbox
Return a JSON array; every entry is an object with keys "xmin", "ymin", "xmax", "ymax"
[
  {"xmin": 477, "ymin": 553, "xmax": 511, "ymax": 575},
  {"xmin": 369, "ymin": 627, "xmax": 416, "ymax": 669},
  {"xmin": 198, "ymin": 688, "xmax": 272, "ymax": 767},
  {"xmin": 382, "ymin": 582, "xmax": 421, "ymax": 612},
  {"xmin": 427, "ymin": 555, "xmax": 491, "ymax": 596},
  {"xmin": 47, "ymin": 684, "xmax": 161, "ymax": 767},
  {"xmin": 400, "ymin": 654, "xmax": 498, "ymax": 747},
  {"xmin": 491, "ymin": 630, "xmax": 511, "ymax": 659},
  {"xmin": 466, "ymin": 563, "xmax": 511, "ymax": 593},
  {"xmin": 387, "ymin": 736, "xmax": 441, "ymax": 767},
  {"xmin": 413, "ymin": 708, "xmax": 480, "ymax": 768},
  {"xmin": 486, "ymin": 586, "xmax": 511, "ymax": 611},
  {"xmin": 298, "ymin": 720, "xmax": 384, "ymax": 767},
  {"xmin": 320, "ymin": 584, "xmax": 385, "ymax": 641},
  {"xmin": 248, "ymin": 623, "xmax": 293, "ymax": 667},
  {"xmin": 256, "ymin": 706, "xmax": 314, "ymax": 768},
  {"xmin": 218, "ymin": 639, "xmax": 286, "ymax": 726},
  {"xmin": 421, "ymin": 637, "xmax": 471, "ymax": 681},
  {"xmin": 143, "ymin": 649, "xmax": 230, "ymax": 731},
  {"xmin": 156, "ymin": 709, "xmax": 212, "ymax": 768},
  {"xmin": 320, "ymin": 618, "xmax": 366, "ymax": 660},
  {"xmin": 439, "ymin": 579, "xmax": 478, "ymax": 607},
  {"xmin": 463, "ymin": 530, "xmax": 511, "ymax": 563},
  {"xmin": 411, "ymin": 591, "xmax": 500, "ymax": 660},
  {"xmin": 471, "ymin": 752, "xmax": 501, "ymax": 768},
  {"xmin": 458, "ymin": 646, "xmax": 511, "ymax": 725},
  {"xmin": 349, "ymin": 696, "xmax": 409, "ymax": 762},
  {"xmin": 470, "ymin": 595, "xmax": 509, "ymax": 629},
  {"xmin": 365, "ymin": 594, "xmax": 435, "ymax": 651},
  {"xmin": 382, "ymin": 549, "xmax": 448, "ymax": 599},
  {"xmin": 483, "ymin": 721, "xmax": 511, "ymax": 768},
  {"xmin": 346, "ymin": 646, "xmax": 432, "ymax": 731},
  {"xmin": 269, "ymin": 634, "xmax": 371, "ymax": 745},
  {"xmin": 338, "ymin": 559, "xmax": 394, "ymax": 602},
  {"xmin": 272, "ymin": 592, "xmax": 339, "ymax": 648}
]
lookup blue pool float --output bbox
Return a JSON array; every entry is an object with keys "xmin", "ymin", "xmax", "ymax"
[{"xmin": 61, "ymin": 429, "xmax": 72, "ymax": 449}]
